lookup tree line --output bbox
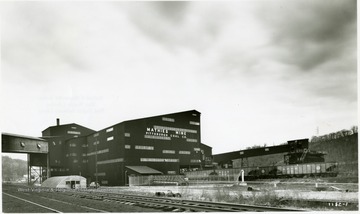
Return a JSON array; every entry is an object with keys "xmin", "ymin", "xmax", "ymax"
[
  {"xmin": 310, "ymin": 126, "xmax": 358, "ymax": 143},
  {"xmin": 245, "ymin": 125, "xmax": 358, "ymax": 149},
  {"xmin": 2, "ymin": 156, "xmax": 27, "ymax": 182}
]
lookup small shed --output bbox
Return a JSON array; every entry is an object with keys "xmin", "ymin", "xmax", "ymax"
[{"xmin": 41, "ymin": 175, "xmax": 86, "ymax": 189}]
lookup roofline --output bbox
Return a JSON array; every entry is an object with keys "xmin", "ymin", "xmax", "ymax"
[
  {"xmin": 42, "ymin": 109, "xmax": 201, "ymax": 138},
  {"xmin": 122, "ymin": 109, "xmax": 201, "ymax": 124},
  {"xmin": 42, "ymin": 123, "xmax": 96, "ymax": 133},
  {"xmin": 2, "ymin": 132, "xmax": 46, "ymax": 141},
  {"xmin": 92, "ymin": 109, "xmax": 201, "ymax": 134}
]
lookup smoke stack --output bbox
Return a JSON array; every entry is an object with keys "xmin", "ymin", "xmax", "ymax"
[{"xmin": 56, "ymin": 118, "xmax": 60, "ymax": 126}]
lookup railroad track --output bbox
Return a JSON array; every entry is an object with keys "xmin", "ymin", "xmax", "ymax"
[
  {"xmin": 71, "ymin": 190, "xmax": 304, "ymax": 212},
  {"xmin": 3, "ymin": 184, "xmax": 304, "ymax": 212}
]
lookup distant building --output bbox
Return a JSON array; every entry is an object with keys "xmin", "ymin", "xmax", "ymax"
[{"xmin": 42, "ymin": 110, "xmax": 212, "ymax": 186}]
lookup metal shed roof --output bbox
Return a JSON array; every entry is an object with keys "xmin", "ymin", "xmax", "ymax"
[
  {"xmin": 41, "ymin": 175, "xmax": 86, "ymax": 188},
  {"xmin": 125, "ymin": 166, "xmax": 163, "ymax": 175}
]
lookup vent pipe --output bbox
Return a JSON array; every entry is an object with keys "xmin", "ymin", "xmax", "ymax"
[{"xmin": 56, "ymin": 118, "xmax": 60, "ymax": 126}]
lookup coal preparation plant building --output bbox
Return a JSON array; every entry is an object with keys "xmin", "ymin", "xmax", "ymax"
[{"xmin": 42, "ymin": 110, "xmax": 212, "ymax": 186}]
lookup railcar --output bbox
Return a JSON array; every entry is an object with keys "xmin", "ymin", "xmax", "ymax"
[{"xmin": 184, "ymin": 162, "xmax": 338, "ymax": 181}]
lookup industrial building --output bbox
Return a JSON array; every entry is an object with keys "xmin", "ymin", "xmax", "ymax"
[
  {"xmin": 213, "ymin": 139, "xmax": 326, "ymax": 169},
  {"xmin": 42, "ymin": 110, "xmax": 212, "ymax": 186}
]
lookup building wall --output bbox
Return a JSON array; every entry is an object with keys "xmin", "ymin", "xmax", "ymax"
[
  {"xmin": 122, "ymin": 110, "xmax": 202, "ymax": 175},
  {"xmin": 43, "ymin": 110, "xmax": 212, "ymax": 186},
  {"xmin": 42, "ymin": 123, "xmax": 95, "ymax": 176},
  {"xmin": 65, "ymin": 137, "xmax": 88, "ymax": 177},
  {"xmin": 86, "ymin": 124, "xmax": 126, "ymax": 186}
]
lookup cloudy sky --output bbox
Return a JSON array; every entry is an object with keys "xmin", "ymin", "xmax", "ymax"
[{"xmin": 1, "ymin": 0, "xmax": 357, "ymax": 158}]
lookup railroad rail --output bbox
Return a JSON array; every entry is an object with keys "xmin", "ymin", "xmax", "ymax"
[
  {"xmin": 3, "ymin": 184, "xmax": 303, "ymax": 212},
  {"xmin": 71, "ymin": 190, "xmax": 304, "ymax": 212}
]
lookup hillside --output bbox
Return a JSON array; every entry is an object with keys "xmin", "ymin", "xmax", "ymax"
[
  {"xmin": 309, "ymin": 133, "xmax": 358, "ymax": 176},
  {"xmin": 2, "ymin": 156, "xmax": 27, "ymax": 182}
]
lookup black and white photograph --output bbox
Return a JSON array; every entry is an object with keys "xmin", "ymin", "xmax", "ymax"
[{"xmin": 1, "ymin": 0, "xmax": 358, "ymax": 212}]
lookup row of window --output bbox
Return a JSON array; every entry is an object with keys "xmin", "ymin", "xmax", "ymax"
[
  {"xmin": 189, "ymin": 121, "xmax": 200, "ymax": 126},
  {"xmin": 135, "ymin": 145, "xmax": 154, "ymax": 150},
  {"xmin": 126, "ymin": 145, "xmax": 194, "ymax": 155},
  {"xmin": 144, "ymin": 135, "xmax": 171, "ymax": 140},
  {"xmin": 66, "ymin": 153, "xmax": 77, "ymax": 157},
  {"xmin": 97, "ymin": 158, "xmax": 124, "ymax": 165},
  {"xmin": 50, "ymin": 168, "xmax": 69, "ymax": 172},
  {"xmin": 162, "ymin": 117, "xmax": 175, "ymax": 122},
  {"xmin": 87, "ymin": 148, "xmax": 109, "ymax": 156},
  {"xmin": 140, "ymin": 158, "xmax": 179, "ymax": 162},
  {"xmin": 67, "ymin": 131, "xmax": 81, "ymax": 135},
  {"xmin": 161, "ymin": 117, "xmax": 199, "ymax": 126}
]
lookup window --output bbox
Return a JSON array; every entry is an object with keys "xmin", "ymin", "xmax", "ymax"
[
  {"xmin": 144, "ymin": 135, "xmax": 171, "ymax": 140},
  {"xmin": 125, "ymin": 133, "xmax": 131, "ymax": 137},
  {"xmin": 73, "ymin": 159, "xmax": 78, "ymax": 163},
  {"xmin": 162, "ymin": 150, "xmax": 175, "ymax": 154},
  {"xmin": 265, "ymin": 148, "xmax": 269, "ymax": 151},
  {"xmin": 194, "ymin": 148, "xmax": 201, "ymax": 152},
  {"xmin": 189, "ymin": 121, "xmax": 200, "ymax": 125},
  {"xmin": 67, "ymin": 131, "xmax": 81, "ymax": 135},
  {"xmin": 106, "ymin": 127, "xmax": 114, "ymax": 132},
  {"xmin": 162, "ymin": 117, "xmax": 175, "ymax": 122},
  {"xmin": 135, "ymin": 145, "xmax": 154, "ymax": 150},
  {"xmin": 167, "ymin": 171, "xmax": 176, "ymax": 174},
  {"xmin": 107, "ymin": 136, "xmax": 114, "ymax": 141},
  {"xmin": 94, "ymin": 172, "xmax": 106, "ymax": 176},
  {"xmin": 71, "ymin": 126, "xmax": 77, "ymax": 129},
  {"xmin": 191, "ymin": 159, "xmax": 201, "ymax": 163},
  {"xmin": 186, "ymin": 139, "xmax": 197, "ymax": 143},
  {"xmin": 75, "ymin": 181, "xmax": 80, "ymax": 184},
  {"xmin": 93, "ymin": 133, "xmax": 99, "ymax": 137},
  {"xmin": 125, "ymin": 145, "xmax": 131, "ymax": 149},
  {"xmin": 179, "ymin": 151, "xmax": 190, "ymax": 155},
  {"xmin": 240, "ymin": 151, "xmax": 244, "ymax": 155}
]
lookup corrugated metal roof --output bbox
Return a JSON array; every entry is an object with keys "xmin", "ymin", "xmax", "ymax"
[
  {"xmin": 125, "ymin": 166, "xmax": 163, "ymax": 175},
  {"xmin": 41, "ymin": 175, "xmax": 86, "ymax": 188}
]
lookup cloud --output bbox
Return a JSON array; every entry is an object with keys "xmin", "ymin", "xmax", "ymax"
[
  {"xmin": 0, "ymin": 2, "xmax": 97, "ymax": 84},
  {"xmin": 257, "ymin": 0, "xmax": 356, "ymax": 71},
  {"xmin": 121, "ymin": 2, "xmax": 229, "ymax": 53}
]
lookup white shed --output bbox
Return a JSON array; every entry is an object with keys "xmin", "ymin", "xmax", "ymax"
[{"xmin": 41, "ymin": 175, "xmax": 86, "ymax": 189}]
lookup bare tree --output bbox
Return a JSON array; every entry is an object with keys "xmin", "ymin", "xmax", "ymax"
[{"xmin": 351, "ymin": 126, "xmax": 358, "ymax": 134}]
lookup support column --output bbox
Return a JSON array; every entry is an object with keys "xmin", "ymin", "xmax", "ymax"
[{"xmin": 47, "ymin": 153, "xmax": 50, "ymax": 179}]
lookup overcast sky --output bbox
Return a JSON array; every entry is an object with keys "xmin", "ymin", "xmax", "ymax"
[{"xmin": 1, "ymin": 0, "xmax": 357, "ymax": 159}]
